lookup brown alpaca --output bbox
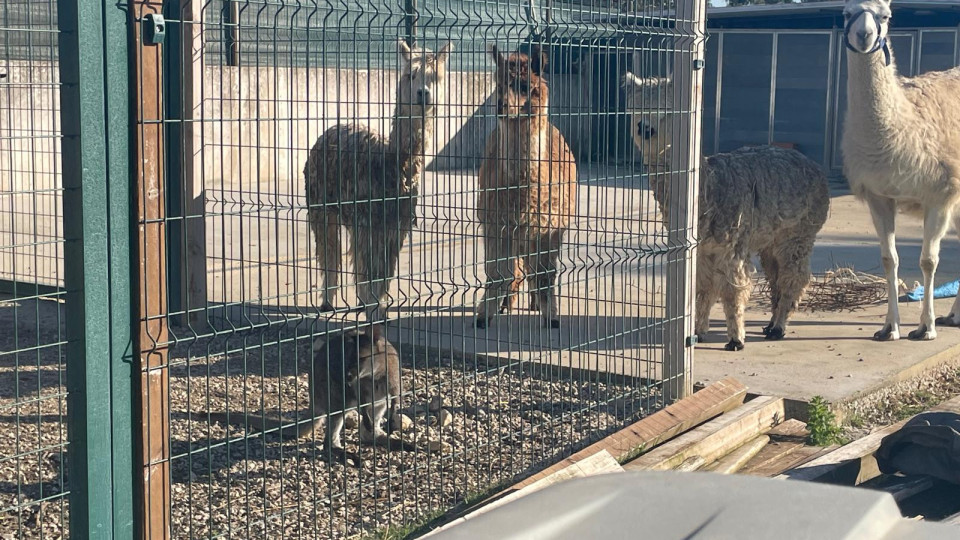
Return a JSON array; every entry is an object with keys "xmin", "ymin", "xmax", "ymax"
[
  {"xmin": 475, "ymin": 44, "xmax": 578, "ymax": 329},
  {"xmin": 304, "ymin": 40, "xmax": 453, "ymax": 320}
]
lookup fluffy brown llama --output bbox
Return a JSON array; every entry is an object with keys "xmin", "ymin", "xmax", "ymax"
[
  {"xmin": 624, "ymin": 72, "xmax": 830, "ymax": 351},
  {"xmin": 475, "ymin": 44, "xmax": 578, "ymax": 329},
  {"xmin": 304, "ymin": 40, "xmax": 452, "ymax": 321}
]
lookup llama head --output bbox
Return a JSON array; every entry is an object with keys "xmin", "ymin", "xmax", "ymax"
[
  {"xmin": 622, "ymin": 71, "xmax": 673, "ymax": 168},
  {"xmin": 396, "ymin": 39, "xmax": 454, "ymax": 117},
  {"xmin": 843, "ymin": 0, "xmax": 891, "ymax": 55},
  {"xmin": 488, "ymin": 44, "xmax": 550, "ymax": 120}
]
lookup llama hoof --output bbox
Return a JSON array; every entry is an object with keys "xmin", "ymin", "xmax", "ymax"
[
  {"xmin": 761, "ymin": 324, "xmax": 772, "ymax": 336},
  {"xmin": 724, "ymin": 340, "xmax": 745, "ymax": 351},
  {"xmin": 764, "ymin": 327, "xmax": 785, "ymax": 341},
  {"xmin": 475, "ymin": 317, "xmax": 489, "ymax": 329},
  {"xmin": 549, "ymin": 319, "xmax": 560, "ymax": 329},
  {"xmin": 320, "ymin": 301, "xmax": 335, "ymax": 312},
  {"xmin": 907, "ymin": 325, "xmax": 937, "ymax": 341},
  {"xmin": 873, "ymin": 326, "xmax": 900, "ymax": 341},
  {"xmin": 936, "ymin": 314, "xmax": 960, "ymax": 327}
]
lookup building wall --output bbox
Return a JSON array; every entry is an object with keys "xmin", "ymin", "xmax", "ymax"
[{"xmin": 702, "ymin": 27, "xmax": 960, "ymax": 174}]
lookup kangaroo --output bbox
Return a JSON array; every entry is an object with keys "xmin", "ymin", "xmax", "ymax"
[{"xmin": 210, "ymin": 325, "xmax": 415, "ymax": 466}]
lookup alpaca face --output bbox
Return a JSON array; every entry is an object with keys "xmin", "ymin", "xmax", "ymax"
[
  {"xmin": 489, "ymin": 45, "xmax": 549, "ymax": 120},
  {"xmin": 843, "ymin": 0, "xmax": 891, "ymax": 54},
  {"xmin": 396, "ymin": 40, "xmax": 453, "ymax": 117},
  {"xmin": 622, "ymin": 72, "xmax": 673, "ymax": 168}
]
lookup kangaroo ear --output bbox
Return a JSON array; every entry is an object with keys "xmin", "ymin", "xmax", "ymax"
[
  {"xmin": 487, "ymin": 43, "xmax": 504, "ymax": 68},
  {"xmin": 436, "ymin": 41, "xmax": 454, "ymax": 64},
  {"xmin": 397, "ymin": 39, "xmax": 413, "ymax": 63},
  {"xmin": 530, "ymin": 44, "xmax": 548, "ymax": 75}
]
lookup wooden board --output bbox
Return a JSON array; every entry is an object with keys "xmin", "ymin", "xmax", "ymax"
[
  {"xmin": 740, "ymin": 419, "xmax": 810, "ymax": 477},
  {"xmin": 705, "ymin": 435, "xmax": 769, "ymax": 474},
  {"xmin": 624, "ymin": 395, "xmax": 785, "ymax": 471},
  {"xmin": 508, "ymin": 376, "xmax": 747, "ymax": 491},
  {"xmin": 778, "ymin": 395, "xmax": 960, "ymax": 485},
  {"xmin": 675, "ymin": 456, "xmax": 706, "ymax": 472},
  {"xmin": 421, "ymin": 450, "xmax": 623, "ymax": 538}
]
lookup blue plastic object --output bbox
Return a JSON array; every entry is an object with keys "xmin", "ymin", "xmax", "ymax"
[{"xmin": 905, "ymin": 279, "xmax": 960, "ymax": 302}]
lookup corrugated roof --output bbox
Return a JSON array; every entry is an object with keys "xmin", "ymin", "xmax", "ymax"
[{"xmin": 707, "ymin": 0, "xmax": 960, "ymax": 19}]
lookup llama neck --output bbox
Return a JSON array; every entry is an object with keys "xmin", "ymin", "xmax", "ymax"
[
  {"xmin": 845, "ymin": 47, "xmax": 911, "ymax": 134},
  {"xmin": 387, "ymin": 109, "xmax": 431, "ymax": 192},
  {"xmin": 497, "ymin": 115, "xmax": 550, "ymax": 157}
]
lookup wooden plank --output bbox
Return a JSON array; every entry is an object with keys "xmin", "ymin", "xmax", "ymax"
[
  {"xmin": 509, "ymin": 376, "xmax": 747, "ymax": 491},
  {"xmin": 779, "ymin": 395, "xmax": 960, "ymax": 485},
  {"xmin": 877, "ymin": 476, "xmax": 936, "ymax": 503},
  {"xmin": 748, "ymin": 444, "xmax": 838, "ymax": 478},
  {"xmin": 675, "ymin": 456, "xmax": 706, "ymax": 472},
  {"xmin": 624, "ymin": 396, "xmax": 785, "ymax": 471},
  {"xmin": 132, "ymin": 1, "xmax": 171, "ymax": 538},
  {"xmin": 421, "ymin": 450, "xmax": 623, "ymax": 538},
  {"xmin": 739, "ymin": 420, "xmax": 810, "ymax": 477},
  {"xmin": 705, "ymin": 435, "xmax": 769, "ymax": 474}
]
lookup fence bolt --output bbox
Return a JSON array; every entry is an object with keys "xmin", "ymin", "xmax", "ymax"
[
  {"xmin": 144, "ymin": 13, "xmax": 166, "ymax": 45},
  {"xmin": 692, "ymin": 58, "xmax": 705, "ymax": 70}
]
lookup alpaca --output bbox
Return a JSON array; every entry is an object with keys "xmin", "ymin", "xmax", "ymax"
[
  {"xmin": 624, "ymin": 72, "xmax": 830, "ymax": 351},
  {"xmin": 841, "ymin": 0, "xmax": 960, "ymax": 342},
  {"xmin": 475, "ymin": 44, "xmax": 578, "ymax": 329},
  {"xmin": 304, "ymin": 40, "xmax": 453, "ymax": 320}
]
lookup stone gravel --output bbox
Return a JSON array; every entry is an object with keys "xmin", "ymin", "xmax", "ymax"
[{"xmin": 1, "ymin": 313, "xmax": 657, "ymax": 539}]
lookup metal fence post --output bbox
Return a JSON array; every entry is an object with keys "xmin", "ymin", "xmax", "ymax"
[
  {"xmin": 58, "ymin": 0, "xmax": 137, "ymax": 537},
  {"xmin": 664, "ymin": 0, "xmax": 707, "ymax": 402},
  {"xmin": 131, "ymin": 1, "xmax": 172, "ymax": 538}
]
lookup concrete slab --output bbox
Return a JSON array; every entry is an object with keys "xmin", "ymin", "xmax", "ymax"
[{"xmin": 695, "ymin": 194, "xmax": 960, "ymax": 404}]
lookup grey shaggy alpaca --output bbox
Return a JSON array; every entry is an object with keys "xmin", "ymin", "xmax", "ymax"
[
  {"xmin": 304, "ymin": 40, "xmax": 452, "ymax": 320},
  {"xmin": 624, "ymin": 73, "xmax": 830, "ymax": 350}
]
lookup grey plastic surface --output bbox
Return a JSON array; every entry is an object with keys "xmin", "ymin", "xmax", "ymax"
[{"xmin": 428, "ymin": 471, "xmax": 958, "ymax": 540}]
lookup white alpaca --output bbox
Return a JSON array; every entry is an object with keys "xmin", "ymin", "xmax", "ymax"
[{"xmin": 841, "ymin": 0, "xmax": 960, "ymax": 341}]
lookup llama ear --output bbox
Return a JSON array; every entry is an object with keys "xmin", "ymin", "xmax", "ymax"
[
  {"xmin": 397, "ymin": 39, "xmax": 413, "ymax": 63},
  {"xmin": 530, "ymin": 44, "xmax": 548, "ymax": 75},
  {"xmin": 435, "ymin": 41, "xmax": 454, "ymax": 64}
]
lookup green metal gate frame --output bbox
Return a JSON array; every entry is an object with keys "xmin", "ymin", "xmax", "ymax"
[{"xmin": 58, "ymin": 0, "xmax": 136, "ymax": 537}]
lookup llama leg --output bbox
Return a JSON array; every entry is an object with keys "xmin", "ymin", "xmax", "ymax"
[
  {"xmin": 694, "ymin": 252, "xmax": 719, "ymax": 340},
  {"xmin": 865, "ymin": 194, "xmax": 901, "ymax": 341},
  {"xmin": 758, "ymin": 248, "xmax": 780, "ymax": 335},
  {"xmin": 528, "ymin": 231, "xmax": 564, "ymax": 329},
  {"xmin": 766, "ymin": 238, "xmax": 814, "ymax": 341},
  {"xmin": 909, "ymin": 205, "xmax": 952, "ymax": 340},
  {"xmin": 719, "ymin": 258, "xmax": 751, "ymax": 351},
  {"xmin": 476, "ymin": 230, "xmax": 515, "ymax": 328},
  {"xmin": 500, "ymin": 258, "xmax": 525, "ymax": 314},
  {"xmin": 936, "ymin": 213, "xmax": 960, "ymax": 327},
  {"xmin": 313, "ymin": 211, "xmax": 341, "ymax": 312},
  {"xmin": 355, "ymin": 226, "xmax": 407, "ymax": 323}
]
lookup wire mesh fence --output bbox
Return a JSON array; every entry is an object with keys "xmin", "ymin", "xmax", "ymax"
[
  {"xmin": 0, "ymin": 0, "xmax": 69, "ymax": 537},
  {"xmin": 2, "ymin": 0, "xmax": 703, "ymax": 537}
]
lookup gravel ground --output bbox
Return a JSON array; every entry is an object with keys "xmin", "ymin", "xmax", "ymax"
[
  {"xmin": 841, "ymin": 361, "xmax": 960, "ymax": 441},
  {"xmin": 0, "ymin": 298, "xmax": 658, "ymax": 539}
]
